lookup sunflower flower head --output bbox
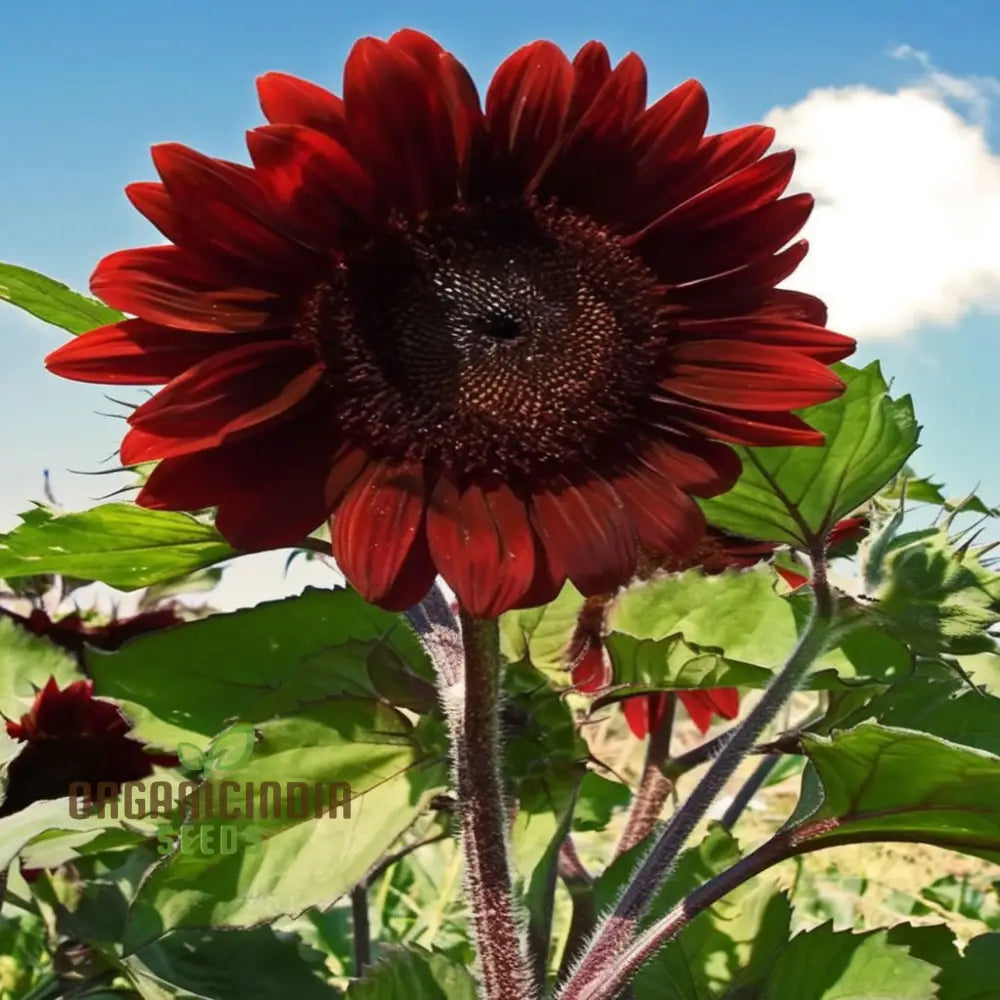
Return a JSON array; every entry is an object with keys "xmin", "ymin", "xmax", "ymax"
[{"xmin": 47, "ymin": 31, "xmax": 853, "ymax": 617}]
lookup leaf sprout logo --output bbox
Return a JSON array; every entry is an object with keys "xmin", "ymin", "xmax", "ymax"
[
  {"xmin": 176, "ymin": 723, "xmax": 256, "ymax": 777},
  {"xmin": 65, "ymin": 719, "xmax": 354, "ymax": 857}
]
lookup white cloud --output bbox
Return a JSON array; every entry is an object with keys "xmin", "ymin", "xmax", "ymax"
[{"xmin": 764, "ymin": 49, "xmax": 1000, "ymax": 339}]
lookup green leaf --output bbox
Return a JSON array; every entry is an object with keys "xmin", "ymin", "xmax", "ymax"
[
  {"xmin": 792, "ymin": 722, "xmax": 1000, "ymax": 863},
  {"xmin": 87, "ymin": 587, "xmax": 434, "ymax": 750},
  {"xmin": 124, "ymin": 927, "xmax": 341, "ymax": 999},
  {"xmin": 123, "ymin": 698, "xmax": 447, "ymax": 948},
  {"xmin": 572, "ymin": 772, "xmax": 630, "ymax": 833},
  {"xmin": 757, "ymin": 923, "xmax": 940, "ymax": 999},
  {"xmin": 598, "ymin": 567, "xmax": 909, "ymax": 698},
  {"xmin": 347, "ymin": 946, "xmax": 478, "ymax": 999},
  {"xmin": 0, "ymin": 614, "xmax": 81, "ymax": 719},
  {"xmin": 0, "ymin": 262, "xmax": 122, "ymax": 335},
  {"xmin": 499, "ymin": 582, "xmax": 584, "ymax": 686},
  {"xmin": 838, "ymin": 671, "xmax": 1000, "ymax": 756},
  {"xmin": 0, "ymin": 505, "xmax": 236, "ymax": 589},
  {"xmin": 936, "ymin": 933, "xmax": 1000, "ymax": 999},
  {"xmin": 700, "ymin": 362, "xmax": 919, "ymax": 547}
]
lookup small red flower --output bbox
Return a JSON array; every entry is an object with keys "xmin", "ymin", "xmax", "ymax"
[
  {"xmin": 0, "ymin": 678, "xmax": 177, "ymax": 818},
  {"xmin": 46, "ymin": 31, "xmax": 853, "ymax": 617},
  {"xmin": 5, "ymin": 607, "xmax": 183, "ymax": 658}
]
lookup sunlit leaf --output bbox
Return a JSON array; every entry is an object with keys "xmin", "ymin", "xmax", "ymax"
[{"xmin": 0, "ymin": 262, "xmax": 122, "ymax": 335}]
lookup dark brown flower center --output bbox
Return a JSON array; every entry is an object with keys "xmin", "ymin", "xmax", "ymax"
[{"xmin": 301, "ymin": 202, "xmax": 667, "ymax": 485}]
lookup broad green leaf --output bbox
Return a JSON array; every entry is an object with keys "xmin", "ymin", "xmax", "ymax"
[
  {"xmin": 0, "ymin": 505, "xmax": 236, "ymax": 589},
  {"xmin": 598, "ymin": 567, "xmax": 909, "ymax": 698},
  {"xmin": 757, "ymin": 923, "xmax": 940, "ymax": 1000},
  {"xmin": 936, "ymin": 933, "xmax": 1000, "ymax": 999},
  {"xmin": 792, "ymin": 723, "xmax": 1000, "ymax": 864},
  {"xmin": 0, "ymin": 262, "xmax": 122, "ymax": 335},
  {"xmin": 123, "ymin": 698, "xmax": 447, "ymax": 948},
  {"xmin": 505, "ymin": 661, "xmax": 586, "ymax": 977},
  {"xmin": 572, "ymin": 772, "xmax": 630, "ymax": 833},
  {"xmin": 499, "ymin": 581, "xmax": 585, "ymax": 685},
  {"xmin": 593, "ymin": 825, "xmax": 792, "ymax": 1000},
  {"xmin": 125, "ymin": 927, "xmax": 341, "ymax": 999},
  {"xmin": 88, "ymin": 587, "xmax": 434, "ymax": 750},
  {"xmin": 839, "ymin": 671, "xmax": 1000, "ymax": 756},
  {"xmin": 347, "ymin": 946, "xmax": 478, "ymax": 999},
  {"xmin": 700, "ymin": 362, "xmax": 918, "ymax": 547},
  {"xmin": 0, "ymin": 614, "xmax": 80, "ymax": 719}
]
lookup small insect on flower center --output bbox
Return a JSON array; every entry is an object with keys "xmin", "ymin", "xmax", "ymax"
[{"xmin": 302, "ymin": 201, "xmax": 667, "ymax": 482}]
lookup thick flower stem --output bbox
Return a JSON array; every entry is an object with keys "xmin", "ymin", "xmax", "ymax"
[
  {"xmin": 440, "ymin": 611, "xmax": 536, "ymax": 1000},
  {"xmin": 557, "ymin": 556, "xmax": 836, "ymax": 1000}
]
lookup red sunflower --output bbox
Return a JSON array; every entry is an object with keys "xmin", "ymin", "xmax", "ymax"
[
  {"xmin": 0, "ymin": 678, "xmax": 178, "ymax": 818},
  {"xmin": 46, "ymin": 31, "xmax": 853, "ymax": 617}
]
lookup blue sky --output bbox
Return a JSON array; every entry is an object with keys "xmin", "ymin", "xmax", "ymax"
[{"xmin": 1, "ymin": 0, "xmax": 998, "ymax": 605}]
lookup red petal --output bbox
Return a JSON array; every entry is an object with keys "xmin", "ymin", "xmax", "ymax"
[
  {"xmin": 331, "ymin": 461, "xmax": 432, "ymax": 609},
  {"xmin": 663, "ymin": 340, "xmax": 845, "ymax": 411},
  {"xmin": 633, "ymin": 437, "xmax": 742, "ymax": 496},
  {"xmin": 639, "ymin": 149, "xmax": 796, "ymax": 239},
  {"xmin": 257, "ymin": 72, "xmax": 350, "ymax": 145},
  {"xmin": 640, "ymin": 193, "xmax": 815, "ymax": 283},
  {"xmin": 150, "ymin": 144, "xmax": 306, "ymax": 266},
  {"xmin": 613, "ymin": 463, "xmax": 707, "ymax": 559},
  {"xmin": 705, "ymin": 687, "xmax": 740, "ymax": 719},
  {"xmin": 426, "ymin": 478, "xmax": 537, "ymax": 618},
  {"xmin": 777, "ymin": 566, "xmax": 810, "ymax": 589},
  {"xmin": 343, "ymin": 37, "xmax": 459, "ymax": 214},
  {"xmin": 677, "ymin": 690, "xmax": 715, "ymax": 733},
  {"xmin": 44, "ymin": 320, "xmax": 251, "ymax": 385},
  {"xmin": 571, "ymin": 640, "xmax": 611, "ymax": 693},
  {"xmin": 566, "ymin": 42, "xmax": 612, "ymax": 133},
  {"xmin": 674, "ymin": 316, "xmax": 854, "ymax": 365},
  {"xmin": 388, "ymin": 30, "xmax": 486, "ymax": 197},
  {"xmin": 122, "ymin": 341, "xmax": 324, "ymax": 461},
  {"xmin": 91, "ymin": 246, "xmax": 292, "ymax": 333},
  {"xmin": 531, "ymin": 477, "xmax": 638, "ymax": 596},
  {"xmin": 623, "ymin": 695, "xmax": 653, "ymax": 739},
  {"xmin": 247, "ymin": 124, "xmax": 378, "ymax": 247},
  {"xmin": 139, "ymin": 418, "xmax": 334, "ymax": 550},
  {"xmin": 485, "ymin": 40, "xmax": 574, "ymax": 193},
  {"xmin": 660, "ymin": 400, "xmax": 825, "ymax": 447}
]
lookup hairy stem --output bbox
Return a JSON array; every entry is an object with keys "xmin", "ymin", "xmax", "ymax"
[
  {"xmin": 616, "ymin": 696, "xmax": 676, "ymax": 856},
  {"xmin": 557, "ymin": 556, "xmax": 835, "ymax": 1000},
  {"xmin": 440, "ymin": 611, "xmax": 536, "ymax": 1000}
]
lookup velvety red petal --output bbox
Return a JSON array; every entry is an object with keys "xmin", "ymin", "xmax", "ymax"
[
  {"xmin": 485, "ymin": 40, "xmax": 574, "ymax": 193},
  {"xmin": 343, "ymin": 37, "xmax": 459, "ymax": 214},
  {"xmin": 247, "ymin": 124, "xmax": 378, "ymax": 247},
  {"xmin": 150, "ymin": 144, "xmax": 307, "ymax": 266},
  {"xmin": 639, "ymin": 149, "xmax": 796, "ymax": 240},
  {"xmin": 331, "ymin": 460, "xmax": 432, "ymax": 609},
  {"xmin": 426, "ymin": 478, "xmax": 537, "ymax": 618},
  {"xmin": 571, "ymin": 640, "xmax": 611, "ymax": 693},
  {"xmin": 257, "ymin": 72, "xmax": 350, "ymax": 145},
  {"xmin": 664, "ymin": 340, "xmax": 846, "ymax": 411},
  {"xmin": 388, "ymin": 29, "xmax": 486, "ymax": 197},
  {"xmin": 633, "ymin": 437, "xmax": 742, "ymax": 496},
  {"xmin": 613, "ymin": 463, "xmax": 707, "ymax": 559},
  {"xmin": 674, "ymin": 316, "xmax": 854, "ymax": 365},
  {"xmin": 640, "ymin": 193, "xmax": 815, "ymax": 283},
  {"xmin": 91, "ymin": 246, "xmax": 292, "ymax": 333},
  {"xmin": 139, "ymin": 418, "xmax": 334, "ymax": 550},
  {"xmin": 531, "ymin": 477, "xmax": 638, "ymax": 595},
  {"xmin": 659, "ymin": 399, "xmax": 825, "ymax": 447},
  {"xmin": 566, "ymin": 41, "xmax": 612, "ymax": 133},
  {"xmin": 755, "ymin": 290, "xmax": 829, "ymax": 328},
  {"xmin": 44, "ymin": 320, "xmax": 252, "ymax": 385},
  {"xmin": 623, "ymin": 695, "xmax": 652, "ymax": 739},
  {"xmin": 777, "ymin": 566, "xmax": 810, "ymax": 589},
  {"xmin": 677, "ymin": 690, "xmax": 715, "ymax": 733},
  {"xmin": 122, "ymin": 341, "xmax": 324, "ymax": 462}
]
